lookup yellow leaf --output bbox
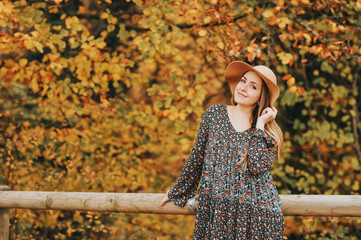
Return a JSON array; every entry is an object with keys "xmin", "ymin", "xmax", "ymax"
[
  {"xmin": 30, "ymin": 78, "xmax": 39, "ymax": 93},
  {"xmin": 96, "ymin": 41, "xmax": 106, "ymax": 48},
  {"xmin": 278, "ymin": 17, "xmax": 291, "ymax": 29},
  {"xmin": 65, "ymin": 17, "xmax": 72, "ymax": 29},
  {"xmin": 246, "ymin": 45, "xmax": 257, "ymax": 53},
  {"xmin": 31, "ymin": 31, "xmax": 40, "ymax": 38},
  {"xmin": 284, "ymin": 165, "xmax": 294, "ymax": 174},
  {"xmin": 301, "ymin": 0, "xmax": 310, "ymax": 4},
  {"xmin": 24, "ymin": 39, "xmax": 33, "ymax": 50},
  {"xmin": 262, "ymin": 9, "xmax": 274, "ymax": 18},
  {"xmin": 277, "ymin": 52, "xmax": 293, "ymax": 65},
  {"xmin": 34, "ymin": 41, "xmax": 44, "ymax": 53},
  {"xmin": 198, "ymin": 30, "xmax": 206, "ymax": 37},
  {"xmin": 186, "ymin": 88, "xmax": 196, "ymax": 99},
  {"xmin": 69, "ymin": 37, "xmax": 75, "ymax": 45},
  {"xmin": 357, "ymin": 1, "xmax": 361, "ymax": 10},
  {"xmin": 100, "ymin": 12, "xmax": 108, "ymax": 19},
  {"xmin": 349, "ymin": 98, "xmax": 356, "ymax": 106},
  {"xmin": 14, "ymin": 32, "xmax": 23, "ymax": 38},
  {"xmin": 203, "ymin": 16, "xmax": 212, "ymax": 24},
  {"xmin": 303, "ymin": 33, "xmax": 311, "ymax": 43},
  {"xmin": 352, "ymin": 181, "xmax": 359, "ymax": 191},
  {"xmin": 217, "ymin": 42, "xmax": 224, "ymax": 49},
  {"xmin": 107, "ymin": 24, "xmax": 115, "ymax": 32},
  {"xmin": 41, "ymin": 84, "xmax": 49, "ymax": 96},
  {"xmin": 52, "ymin": 25, "xmax": 62, "ymax": 31},
  {"xmin": 19, "ymin": 58, "xmax": 28, "ymax": 68},
  {"xmin": 110, "ymin": 16, "xmax": 117, "ymax": 24}
]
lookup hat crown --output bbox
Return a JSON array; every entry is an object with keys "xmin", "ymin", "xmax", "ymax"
[{"xmin": 254, "ymin": 65, "xmax": 277, "ymax": 85}]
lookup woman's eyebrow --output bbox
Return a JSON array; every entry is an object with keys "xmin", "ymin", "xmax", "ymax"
[{"xmin": 242, "ymin": 76, "xmax": 258, "ymax": 86}]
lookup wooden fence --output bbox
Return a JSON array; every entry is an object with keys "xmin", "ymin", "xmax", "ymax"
[{"xmin": 0, "ymin": 186, "xmax": 360, "ymax": 239}]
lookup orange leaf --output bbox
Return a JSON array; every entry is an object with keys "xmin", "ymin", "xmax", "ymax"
[
  {"xmin": 290, "ymin": 86, "xmax": 298, "ymax": 93},
  {"xmin": 287, "ymin": 77, "xmax": 295, "ymax": 86},
  {"xmin": 297, "ymin": 86, "xmax": 305, "ymax": 96},
  {"xmin": 282, "ymin": 74, "xmax": 292, "ymax": 81},
  {"xmin": 78, "ymin": 6, "xmax": 86, "ymax": 14}
]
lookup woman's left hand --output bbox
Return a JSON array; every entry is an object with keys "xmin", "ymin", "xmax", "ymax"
[
  {"xmin": 159, "ymin": 190, "xmax": 170, "ymax": 206},
  {"xmin": 256, "ymin": 107, "xmax": 278, "ymax": 128}
]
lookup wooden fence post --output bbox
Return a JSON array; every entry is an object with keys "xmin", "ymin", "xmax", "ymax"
[{"xmin": 0, "ymin": 186, "xmax": 10, "ymax": 240}]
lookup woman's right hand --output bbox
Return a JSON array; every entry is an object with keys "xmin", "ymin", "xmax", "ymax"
[{"xmin": 159, "ymin": 190, "xmax": 170, "ymax": 206}]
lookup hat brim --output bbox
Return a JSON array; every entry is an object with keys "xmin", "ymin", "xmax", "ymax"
[{"xmin": 224, "ymin": 61, "xmax": 279, "ymax": 106}]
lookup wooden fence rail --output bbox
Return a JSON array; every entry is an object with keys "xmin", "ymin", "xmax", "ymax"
[{"xmin": 0, "ymin": 186, "xmax": 360, "ymax": 239}]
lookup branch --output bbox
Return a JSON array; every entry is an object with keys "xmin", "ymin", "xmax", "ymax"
[
  {"xmin": 300, "ymin": 41, "xmax": 322, "ymax": 161},
  {"xmin": 175, "ymin": 14, "xmax": 247, "ymax": 29},
  {"xmin": 289, "ymin": 8, "xmax": 320, "ymax": 37},
  {"xmin": 351, "ymin": 65, "xmax": 361, "ymax": 166}
]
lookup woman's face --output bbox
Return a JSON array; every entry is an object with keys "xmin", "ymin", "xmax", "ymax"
[{"xmin": 233, "ymin": 71, "xmax": 263, "ymax": 107}]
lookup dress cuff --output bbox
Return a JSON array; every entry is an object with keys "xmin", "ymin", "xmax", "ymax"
[
  {"xmin": 252, "ymin": 128, "xmax": 275, "ymax": 148},
  {"xmin": 167, "ymin": 189, "xmax": 189, "ymax": 208}
]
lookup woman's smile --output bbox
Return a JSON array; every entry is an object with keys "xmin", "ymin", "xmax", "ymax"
[{"xmin": 237, "ymin": 92, "xmax": 248, "ymax": 98}]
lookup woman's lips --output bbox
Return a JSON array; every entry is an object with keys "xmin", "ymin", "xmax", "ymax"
[{"xmin": 237, "ymin": 92, "xmax": 247, "ymax": 97}]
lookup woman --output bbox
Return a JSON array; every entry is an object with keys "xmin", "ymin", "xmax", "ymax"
[{"xmin": 160, "ymin": 61, "xmax": 284, "ymax": 239}]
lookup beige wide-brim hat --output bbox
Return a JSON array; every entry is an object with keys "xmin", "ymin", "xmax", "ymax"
[{"xmin": 224, "ymin": 61, "xmax": 280, "ymax": 107}]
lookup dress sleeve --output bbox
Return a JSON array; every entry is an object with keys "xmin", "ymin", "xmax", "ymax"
[
  {"xmin": 167, "ymin": 106, "xmax": 212, "ymax": 207},
  {"xmin": 247, "ymin": 128, "xmax": 278, "ymax": 175}
]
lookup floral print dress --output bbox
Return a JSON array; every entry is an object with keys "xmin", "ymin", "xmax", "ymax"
[{"xmin": 168, "ymin": 104, "xmax": 284, "ymax": 239}]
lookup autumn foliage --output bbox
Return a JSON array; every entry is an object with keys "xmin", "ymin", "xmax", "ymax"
[{"xmin": 0, "ymin": 0, "xmax": 360, "ymax": 239}]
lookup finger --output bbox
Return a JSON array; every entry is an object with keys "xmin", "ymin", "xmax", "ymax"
[
  {"xmin": 268, "ymin": 107, "xmax": 276, "ymax": 116},
  {"xmin": 272, "ymin": 107, "xmax": 278, "ymax": 116},
  {"xmin": 160, "ymin": 199, "xmax": 168, "ymax": 206},
  {"xmin": 265, "ymin": 108, "xmax": 272, "ymax": 114},
  {"xmin": 159, "ymin": 197, "xmax": 169, "ymax": 206},
  {"xmin": 160, "ymin": 190, "xmax": 170, "ymax": 206}
]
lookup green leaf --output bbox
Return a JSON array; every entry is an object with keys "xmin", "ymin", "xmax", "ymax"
[{"xmin": 321, "ymin": 61, "xmax": 334, "ymax": 74}]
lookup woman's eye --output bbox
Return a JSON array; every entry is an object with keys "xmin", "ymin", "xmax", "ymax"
[{"xmin": 252, "ymin": 86, "xmax": 257, "ymax": 90}]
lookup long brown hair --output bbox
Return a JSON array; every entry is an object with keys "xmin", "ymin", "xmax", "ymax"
[{"xmin": 232, "ymin": 80, "xmax": 283, "ymax": 169}]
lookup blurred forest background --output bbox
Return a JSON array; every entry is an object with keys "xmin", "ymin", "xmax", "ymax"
[{"xmin": 0, "ymin": 0, "xmax": 360, "ymax": 239}]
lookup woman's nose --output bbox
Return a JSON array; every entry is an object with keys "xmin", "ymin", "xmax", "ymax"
[{"xmin": 240, "ymin": 84, "xmax": 247, "ymax": 91}]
